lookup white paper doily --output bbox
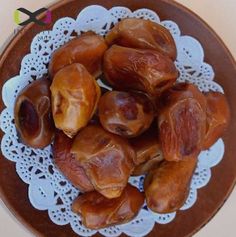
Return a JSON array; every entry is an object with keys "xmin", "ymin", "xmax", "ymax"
[{"xmin": 0, "ymin": 5, "xmax": 225, "ymax": 237}]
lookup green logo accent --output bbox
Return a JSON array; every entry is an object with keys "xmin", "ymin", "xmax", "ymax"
[{"xmin": 14, "ymin": 9, "xmax": 21, "ymax": 25}]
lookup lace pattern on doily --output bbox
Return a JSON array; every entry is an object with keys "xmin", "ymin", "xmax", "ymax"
[{"xmin": 0, "ymin": 5, "xmax": 225, "ymax": 237}]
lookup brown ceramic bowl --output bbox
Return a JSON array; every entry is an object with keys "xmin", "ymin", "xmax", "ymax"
[{"xmin": 0, "ymin": 0, "xmax": 236, "ymax": 236}]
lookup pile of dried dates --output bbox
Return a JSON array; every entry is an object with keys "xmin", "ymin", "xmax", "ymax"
[{"xmin": 14, "ymin": 18, "xmax": 230, "ymax": 229}]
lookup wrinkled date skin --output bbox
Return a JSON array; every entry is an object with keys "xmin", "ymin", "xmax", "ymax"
[
  {"xmin": 71, "ymin": 125, "xmax": 135, "ymax": 199},
  {"xmin": 132, "ymin": 157, "xmax": 162, "ymax": 176},
  {"xmin": 98, "ymin": 91, "xmax": 154, "ymax": 137},
  {"xmin": 203, "ymin": 91, "xmax": 230, "ymax": 149},
  {"xmin": 103, "ymin": 45, "xmax": 178, "ymax": 97},
  {"xmin": 158, "ymin": 83, "xmax": 207, "ymax": 161},
  {"xmin": 130, "ymin": 127, "xmax": 163, "ymax": 176},
  {"xmin": 53, "ymin": 130, "xmax": 94, "ymax": 192},
  {"xmin": 72, "ymin": 184, "xmax": 144, "ymax": 229},
  {"xmin": 144, "ymin": 156, "xmax": 197, "ymax": 213},
  {"xmin": 14, "ymin": 78, "xmax": 55, "ymax": 148},
  {"xmin": 106, "ymin": 18, "xmax": 177, "ymax": 60},
  {"xmin": 50, "ymin": 63, "xmax": 101, "ymax": 138},
  {"xmin": 49, "ymin": 31, "xmax": 108, "ymax": 78}
]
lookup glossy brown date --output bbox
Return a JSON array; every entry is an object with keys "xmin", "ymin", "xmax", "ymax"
[
  {"xmin": 72, "ymin": 184, "xmax": 144, "ymax": 229},
  {"xmin": 53, "ymin": 130, "xmax": 94, "ymax": 192},
  {"xmin": 106, "ymin": 18, "xmax": 177, "ymax": 60},
  {"xmin": 132, "ymin": 157, "xmax": 162, "ymax": 176},
  {"xmin": 14, "ymin": 78, "xmax": 54, "ymax": 148},
  {"xmin": 130, "ymin": 128, "xmax": 163, "ymax": 176},
  {"xmin": 103, "ymin": 45, "xmax": 178, "ymax": 97},
  {"xmin": 158, "ymin": 83, "xmax": 207, "ymax": 161},
  {"xmin": 144, "ymin": 156, "xmax": 197, "ymax": 213},
  {"xmin": 50, "ymin": 63, "xmax": 101, "ymax": 138},
  {"xmin": 203, "ymin": 91, "xmax": 230, "ymax": 149},
  {"xmin": 49, "ymin": 31, "xmax": 108, "ymax": 78},
  {"xmin": 71, "ymin": 125, "xmax": 135, "ymax": 199},
  {"xmin": 98, "ymin": 91, "xmax": 154, "ymax": 137}
]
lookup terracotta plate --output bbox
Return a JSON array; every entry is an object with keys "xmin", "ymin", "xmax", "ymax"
[{"xmin": 0, "ymin": 0, "xmax": 236, "ymax": 236}]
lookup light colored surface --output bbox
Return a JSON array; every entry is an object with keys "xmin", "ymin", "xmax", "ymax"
[{"xmin": 0, "ymin": 0, "xmax": 235, "ymax": 237}]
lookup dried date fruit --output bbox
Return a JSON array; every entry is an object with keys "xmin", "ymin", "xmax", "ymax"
[
  {"xmin": 158, "ymin": 83, "xmax": 207, "ymax": 161},
  {"xmin": 71, "ymin": 125, "xmax": 135, "ymax": 199},
  {"xmin": 144, "ymin": 156, "xmax": 197, "ymax": 213},
  {"xmin": 130, "ymin": 128, "xmax": 163, "ymax": 175},
  {"xmin": 103, "ymin": 45, "xmax": 178, "ymax": 96},
  {"xmin": 50, "ymin": 63, "xmax": 101, "ymax": 138},
  {"xmin": 49, "ymin": 31, "xmax": 108, "ymax": 78},
  {"xmin": 203, "ymin": 91, "xmax": 230, "ymax": 149},
  {"xmin": 98, "ymin": 91, "xmax": 154, "ymax": 137},
  {"xmin": 53, "ymin": 130, "xmax": 94, "ymax": 192},
  {"xmin": 72, "ymin": 184, "xmax": 144, "ymax": 229},
  {"xmin": 132, "ymin": 157, "xmax": 162, "ymax": 176},
  {"xmin": 106, "ymin": 18, "xmax": 177, "ymax": 60},
  {"xmin": 14, "ymin": 78, "xmax": 54, "ymax": 148}
]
